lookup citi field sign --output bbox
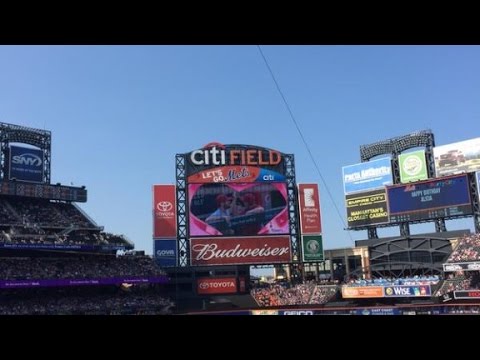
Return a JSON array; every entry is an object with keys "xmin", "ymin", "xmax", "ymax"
[{"xmin": 185, "ymin": 143, "xmax": 286, "ymax": 183}]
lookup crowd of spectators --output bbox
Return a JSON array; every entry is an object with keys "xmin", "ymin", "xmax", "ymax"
[
  {"xmin": 0, "ymin": 255, "xmax": 166, "ymax": 280},
  {"xmin": 251, "ymin": 281, "xmax": 338, "ymax": 307},
  {"xmin": 0, "ymin": 198, "xmax": 133, "ymax": 248},
  {"xmin": 435, "ymin": 271, "xmax": 480, "ymax": 296},
  {"xmin": 0, "ymin": 286, "xmax": 174, "ymax": 315},
  {"xmin": 447, "ymin": 233, "xmax": 480, "ymax": 263}
]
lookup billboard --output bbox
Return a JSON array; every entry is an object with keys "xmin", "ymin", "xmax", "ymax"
[
  {"xmin": 342, "ymin": 157, "xmax": 392, "ymax": 194},
  {"xmin": 454, "ymin": 290, "xmax": 480, "ymax": 299},
  {"xmin": 443, "ymin": 262, "xmax": 480, "ymax": 272},
  {"xmin": 387, "ymin": 174, "xmax": 472, "ymax": 223},
  {"xmin": 398, "ymin": 150, "xmax": 428, "ymax": 183},
  {"xmin": 190, "ymin": 236, "xmax": 291, "ymax": 266},
  {"xmin": 384, "ymin": 285, "xmax": 431, "ymax": 297},
  {"xmin": 189, "ymin": 182, "xmax": 289, "ymax": 237},
  {"xmin": 153, "ymin": 185, "xmax": 177, "ymax": 238},
  {"xmin": 341, "ymin": 286, "xmax": 384, "ymax": 299},
  {"xmin": 434, "ymin": 137, "xmax": 480, "ymax": 177},
  {"xmin": 9, "ymin": 145, "xmax": 44, "ymax": 183},
  {"xmin": 345, "ymin": 189, "xmax": 389, "ymax": 228},
  {"xmin": 197, "ymin": 277, "xmax": 237, "ymax": 295},
  {"xmin": 298, "ymin": 183, "xmax": 322, "ymax": 234},
  {"xmin": 302, "ymin": 235, "xmax": 324, "ymax": 262},
  {"xmin": 186, "ymin": 143, "xmax": 285, "ymax": 177},
  {"xmin": 153, "ymin": 239, "xmax": 177, "ymax": 267}
]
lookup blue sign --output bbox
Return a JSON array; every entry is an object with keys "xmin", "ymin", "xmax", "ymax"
[
  {"xmin": 387, "ymin": 174, "xmax": 472, "ymax": 222},
  {"xmin": 384, "ymin": 285, "xmax": 431, "ymax": 297},
  {"xmin": 9, "ymin": 145, "xmax": 44, "ymax": 183},
  {"xmin": 154, "ymin": 239, "xmax": 177, "ymax": 267},
  {"xmin": 354, "ymin": 308, "xmax": 400, "ymax": 315},
  {"xmin": 342, "ymin": 157, "xmax": 392, "ymax": 194}
]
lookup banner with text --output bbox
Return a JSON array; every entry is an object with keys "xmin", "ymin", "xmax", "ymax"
[
  {"xmin": 346, "ymin": 189, "xmax": 389, "ymax": 228},
  {"xmin": 298, "ymin": 183, "xmax": 322, "ymax": 234},
  {"xmin": 302, "ymin": 235, "xmax": 324, "ymax": 262},
  {"xmin": 154, "ymin": 239, "xmax": 177, "ymax": 267},
  {"xmin": 153, "ymin": 184, "xmax": 177, "ymax": 238},
  {"xmin": 197, "ymin": 277, "xmax": 238, "ymax": 295},
  {"xmin": 342, "ymin": 157, "xmax": 392, "ymax": 194},
  {"xmin": 190, "ymin": 236, "xmax": 291, "ymax": 266}
]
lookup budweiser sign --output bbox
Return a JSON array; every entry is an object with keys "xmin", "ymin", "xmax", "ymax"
[
  {"xmin": 197, "ymin": 277, "xmax": 237, "ymax": 295},
  {"xmin": 190, "ymin": 236, "xmax": 291, "ymax": 266}
]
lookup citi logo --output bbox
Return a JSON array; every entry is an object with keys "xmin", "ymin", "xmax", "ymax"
[
  {"xmin": 157, "ymin": 201, "xmax": 173, "ymax": 212},
  {"xmin": 156, "ymin": 249, "xmax": 175, "ymax": 257},
  {"xmin": 12, "ymin": 153, "xmax": 42, "ymax": 167}
]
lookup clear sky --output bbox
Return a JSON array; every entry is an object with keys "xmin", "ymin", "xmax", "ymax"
[{"xmin": 1, "ymin": 45, "xmax": 479, "ymax": 261}]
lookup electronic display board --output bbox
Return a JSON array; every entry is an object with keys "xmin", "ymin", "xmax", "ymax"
[
  {"xmin": 189, "ymin": 182, "xmax": 288, "ymax": 237},
  {"xmin": 345, "ymin": 189, "xmax": 389, "ymax": 228},
  {"xmin": 0, "ymin": 181, "xmax": 87, "ymax": 202},
  {"xmin": 387, "ymin": 174, "xmax": 472, "ymax": 222}
]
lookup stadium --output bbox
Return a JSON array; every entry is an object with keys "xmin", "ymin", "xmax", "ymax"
[{"xmin": 2, "ymin": 122, "xmax": 480, "ymax": 315}]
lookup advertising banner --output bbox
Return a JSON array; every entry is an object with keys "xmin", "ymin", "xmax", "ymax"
[
  {"xmin": 9, "ymin": 145, "xmax": 44, "ymax": 183},
  {"xmin": 341, "ymin": 286, "xmax": 384, "ymax": 299},
  {"xmin": 346, "ymin": 189, "xmax": 389, "ymax": 228},
  {"xmin": 443, "ymin": 262, "xmax": 480, "ymax": 272},
  {"xmin": 302, "ymin": 235, "xmax": 324, "ymax": 262},
  {"xmin": 454, "ymin": 290, "xmax": 480, "ymax": 299},
  {"xmin": 154, "ymin": 239, "xmax": 177, "ymax": 267},
  {"xmin": 384, "ymin": 285, "xmax": 431, "ymax": 297},
  {"xmin": 197, "ymin": 277, "xmax": 237, "ymax": 295},
  {"xmin": 0, "ymin": 276, "xmax": 169, "ymax": 289},
  {"xmin": 353, "ymin": 308, "xmax": 401, "ymax": 315},
  {"xmin": 298, "ymin": 183, "xmax": 322, "ymax": 234},
  {"xmin": 398, "ymin": 150, "xmax": 428, "ymax": 183},
  {"xmin": 433, "ymin": 137, "xmax": 480, "ymax": 177},
  {"xmin": 187, "ymin": 166, "xmax": 285, "ymax": 183},
  {"xmin": 153, "ymin": 185, "xmax": 177, "ymax": 238},
  {"xmin": 342, "ymin": 157, "xmax": 392, "ymax": 194},
  {"xmin": 387, "ymin": 174, "xmax": 472, "ymax": 223},
  {"xmin": 190, "ymin": 236, "xmax": 291, "ymax": 266}
]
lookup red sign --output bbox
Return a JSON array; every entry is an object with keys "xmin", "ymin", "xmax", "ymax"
[
  {"xmin": 153, "ymin": 185, "xmax": 177, "ymax": 238},
  {"xmin": 187, "ymin": 166, "xmax": 261, "ymax": 183},
  {"xmin": 298, "ymin": 184, "xmax": 322, "ymax": 234},
  {"xmin": 190, "ymin": 236, "xmax": 291, "ymax": 266},
  {"xmin": 197, "ymin": 277, "xmax": 237, "ymax": 295}
]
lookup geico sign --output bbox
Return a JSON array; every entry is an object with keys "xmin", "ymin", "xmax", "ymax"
[
  {"xmin": 190, "ymin": 144, "xmax": 282, "ymax": 167},
  {"xmin": 12, "ymin": 153, "xmax": 42, "ymax": 167},
  {"xmin": 282, "ymin": 311, "xmax": 314, "ymax": 315},
  {"xmin": 199, "ymin": 281, "xmax": 235, "ymax": 289}
]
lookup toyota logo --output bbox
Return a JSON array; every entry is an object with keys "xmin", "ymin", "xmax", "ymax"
[{"xmin": 157, "ymin": 201, "xmax": 173, "ymax": 212}]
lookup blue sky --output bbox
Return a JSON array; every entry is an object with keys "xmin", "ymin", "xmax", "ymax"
[{"xmin": 1, "ymin": 45, "xmax": 479, "ymax": 261}]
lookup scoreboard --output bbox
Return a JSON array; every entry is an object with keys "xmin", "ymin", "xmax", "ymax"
[
  {"xmin": 387, "ymin": 174, "xmax": 472, "ymax": 223},
  {"xmin": 0, "ymin": 181, "xmax": 87, "ymax": 202}
]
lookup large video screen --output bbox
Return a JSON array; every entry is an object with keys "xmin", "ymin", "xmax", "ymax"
[
  {"xmin": 189, "ymin": 182, "xmax": 289, "ymax": 237},
  {"xmin": 387, "ymin": 174, "xmax": 472, "ymax": 223}
]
